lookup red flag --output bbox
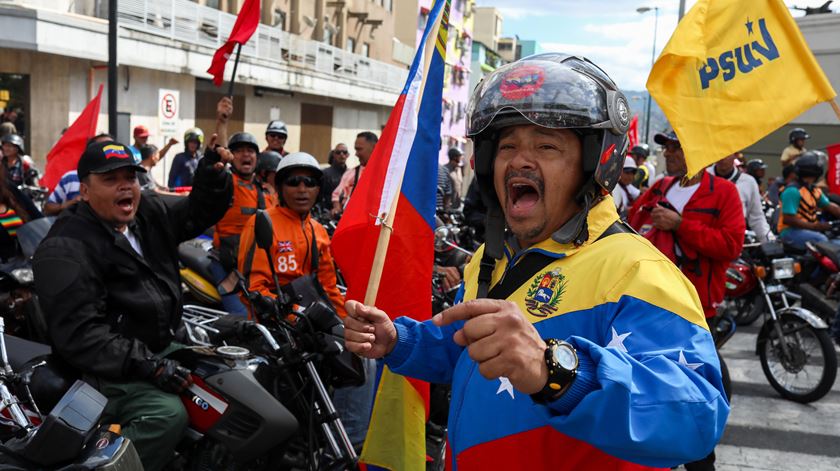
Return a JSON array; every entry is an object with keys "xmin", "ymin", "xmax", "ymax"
[
  {"xmin": 42, "ymin": 85, "xmax": 103, "ymax": 192},
  {"xmin": 827, "ymin": 143, "xmax": 840, "ymax": 196},
  {"xmin": 627, "ymin": 115, "xmax": 639, "ymax": 149},
  {"xmin": 207, "ymin": 0, "xmax": 261, "ymax": 86}
]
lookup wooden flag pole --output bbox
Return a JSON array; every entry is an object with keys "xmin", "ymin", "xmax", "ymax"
[
  {"xmin": 830, "ymin": 98, "xmax": 840, "ymax": 122},
  {"xmin": 362, "ymin": 1, "xmax": 443, "ymax": 306},
  {"xmin": 363, "ymin": 184, "xmax": 403, "ymax": 306},
  {"xmin": 227, "ymin": 43, "xmax": 243, "ymax": 98}
]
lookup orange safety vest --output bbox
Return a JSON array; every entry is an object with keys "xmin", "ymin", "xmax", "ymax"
[
  {"xmin": 237, "ymin": 205, "xmax": 346, "ymax": 318},
  {"xmin": 778, "ymin": 184, "xmax": 822, "ymax": 233},
  {"xmin": 213, "ymin": 173, "xmax": 276, "ymax": 269}
]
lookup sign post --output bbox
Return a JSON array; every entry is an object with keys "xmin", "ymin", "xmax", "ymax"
[{"xmin": 158, "ymin": 89, "xmax": 179, "ymax": 185}]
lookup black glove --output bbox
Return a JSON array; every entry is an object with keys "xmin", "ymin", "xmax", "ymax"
[
  {"xmin": 150, "ymin": 359, "xmax": 193, "ymax": 394},
  {"xmin": 249, "ymin": 294, "xmax": 278, "ymax": 321},
  {"xmin": 211, "ymin": 315, "xmax": 258, "ymax": 341}
]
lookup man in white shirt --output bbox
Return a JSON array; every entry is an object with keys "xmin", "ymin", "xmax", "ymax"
[
  {"xmin": 709, "ymin": 153, "xmax": 773, "ymax": 242},
  {"xmin": 612, "ymin": 156, "xmax": 640, "ymax": 219}
]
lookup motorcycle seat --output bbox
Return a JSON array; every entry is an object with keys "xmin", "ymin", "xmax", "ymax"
[
  {"xmin": 781, "ymin": 240, "xmax": 807, "ymax": 256},
  {"xmin": 6, "ymin": 334, "xmax": 51, "ymax": 371},
  {"xmin": 815, "ymin": 241, "xmax": 840, "ymax": 268},
  {"xmin": 179, "ymin": 239, "xmax": 216, "ymax": 285}
]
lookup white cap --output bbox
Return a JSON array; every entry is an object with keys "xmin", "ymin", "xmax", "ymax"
[{"xmin": 623, "ymin": 156, "xmax": 637, "ymax": 170}]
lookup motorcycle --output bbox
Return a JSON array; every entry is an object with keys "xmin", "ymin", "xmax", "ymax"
[
  {"xmin": 0, "ymin": 217, "xmax": 55, "ymax": 342},
  {"xmin": 179, "ymin": 236, "xmax": 223, "ymax": 307},
  {"xmin": 171, "ymin": 210, "xmax": 362, "ymax": 470},
  {"xmin": 722, "ymin": 232, "xmax": 799, "ymax": 326},
  {"xmin": 739, "ymin": 240, "xmax": 837, "ymax": 403},
  {"xmin": 0, "ymin": 318, "xmax": 143, "ymax": 470},
  {"xmin": 799, "ymin": 237, "xmax": 840, "ymax": 323}
]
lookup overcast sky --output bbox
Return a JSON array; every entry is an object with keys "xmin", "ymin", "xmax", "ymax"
[{"xmin": 478, "ymin": 0, "xmax": 834, "ymax": 91}]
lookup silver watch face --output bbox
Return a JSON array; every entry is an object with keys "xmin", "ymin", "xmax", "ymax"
[{"xmin": 552, "ymin": 344, "xmax": 577, "ymax": 370}]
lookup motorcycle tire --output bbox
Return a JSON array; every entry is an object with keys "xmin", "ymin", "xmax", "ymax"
[
  {"xmin": 733, "ymin": 295, "xmax": 763, "ymax": 327},
  {"xmin": 759, "ymin": 318, "xmax": 838, "ymax": 404}
]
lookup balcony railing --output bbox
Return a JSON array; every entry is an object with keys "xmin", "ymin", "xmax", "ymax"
[{"xmin": 115, "ymin": 0, "xmax": 407, "ymax": 93}]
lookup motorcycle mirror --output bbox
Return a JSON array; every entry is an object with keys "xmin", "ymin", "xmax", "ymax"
[{"xmin": 255, "ymin": 210, "xmax": 274, "ymax": 251}]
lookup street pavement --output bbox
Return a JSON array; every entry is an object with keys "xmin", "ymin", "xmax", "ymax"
[{"xmin": 690, "ymin": 324, "xmax": 840, "ymax": 470}]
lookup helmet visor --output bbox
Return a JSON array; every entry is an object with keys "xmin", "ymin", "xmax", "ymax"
[{"xmin": 467, "ymin": 58, "xmax": 613, "ymax": 137}]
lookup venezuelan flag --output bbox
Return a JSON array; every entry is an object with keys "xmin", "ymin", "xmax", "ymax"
[{"xmin": 331, "ymin": 1, "xmax": 452, "ymax": 469}]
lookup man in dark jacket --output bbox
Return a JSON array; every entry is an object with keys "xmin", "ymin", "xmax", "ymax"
[
  {"xmin": 32, "ymin": 139, "xmax": 233, "ymax": 471},
  {"xmin": 318, "ymin": 143, "xmax": 348, "ymax": 211}
]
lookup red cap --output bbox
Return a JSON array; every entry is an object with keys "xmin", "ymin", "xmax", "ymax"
[{"xmin": 133, "ymin": 125, "xmax": 150, "ymax": 138}]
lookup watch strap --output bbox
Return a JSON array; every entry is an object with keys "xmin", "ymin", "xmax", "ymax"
[{"xmin": 531, "ymin": 339, "xmax": 578, "ymax": 404}]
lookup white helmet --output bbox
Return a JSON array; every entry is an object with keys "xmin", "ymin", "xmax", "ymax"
[{"xmin": 275, "ymin": 152, "xmax": 323, "ymax": 180}]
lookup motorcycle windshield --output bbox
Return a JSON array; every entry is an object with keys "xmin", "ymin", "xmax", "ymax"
[{"xmin": 17, "ymin": 217, "xmax": 56, "ymax": 259}]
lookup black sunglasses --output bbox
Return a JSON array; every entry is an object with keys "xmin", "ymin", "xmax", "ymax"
[
  {"xmin": 283, "ymin": 175, "xmax": 320, "ymax": 187},
  {"xmin": 334, "ymin": 150, "xmax": 349, "ymax": 155}
]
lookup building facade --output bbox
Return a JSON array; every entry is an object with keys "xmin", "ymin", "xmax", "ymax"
[
  {"xmin": 394, "ymin": 0, "xmax": 474, "ymax": 165},
  {"xmin": 0, "ymin": 0, "xmax": 408, "ymax": 185}
]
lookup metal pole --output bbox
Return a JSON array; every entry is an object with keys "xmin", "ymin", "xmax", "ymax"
[
  {"xmin": 679, "ymin": 0, "xmax": 686, "ymax": 20},
  {"xmin": 227, "ymin": 43, "xmax": 243, "ymax": 98},
  {"xmin": 644, "ymin": 7, "xmax": 659, "ymax": 144},
  {"xmin": 108, "ymin": 0, "xmax": 118, "ymax": 136}
]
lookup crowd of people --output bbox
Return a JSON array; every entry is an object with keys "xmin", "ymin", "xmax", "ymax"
[{"xmin": 1, "ymin": 50, "xmax": 836, "ymax": 471}]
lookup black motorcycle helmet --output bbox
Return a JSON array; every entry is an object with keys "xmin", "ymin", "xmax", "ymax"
[
  {"xmin": 467, "ymin": 53, "xmax": 630, "ymax": 263},
  {"xmin": 794, "ymin": 150, "xmax": 824, "ymax": 179},
  {"xmin": 1, "ymin": 134, "xmax": 24, "ymax": 154},
  {"xmin": 256, "ymin": 150, "xmax": 282, "ymax": 176},
  {"xmin": 746, "ymin": 159, "xmax": 767, "ymax": 174},
  {"xmin": 228, "ymin": 132, "xmax": 260, "ymax": 154},
  {"xmin": 789, "ymin": 127, "xmax": 809, "ymax": 144},
  {"xmin": 265, "ymin": 120, "xmax": 288, "ymax": 137},
  {"xmin": 629, "ymin": 145, "xmax": 649, "ymax": 159}
]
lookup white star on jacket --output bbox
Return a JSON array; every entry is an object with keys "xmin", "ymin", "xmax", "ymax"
[
  {"xmin": 607, "ymin": 327, "xmax": 632, "ymax": 353},
  {"xmin": 497, "ymin": 377, "xmax": 515, "ymax": 399},
  {"xmin": 678, "ymin": 350, "xmax": 703, "ymax": 370}
]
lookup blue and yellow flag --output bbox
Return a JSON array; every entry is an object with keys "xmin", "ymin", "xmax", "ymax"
[{"xmin": 647, "ymin": 0, "xmax": 837, "ymax": 176}]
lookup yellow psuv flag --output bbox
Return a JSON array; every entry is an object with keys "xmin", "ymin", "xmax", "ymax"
[{"xmin": 647, "ymin": 0, "xmax": 837, "ymax": 176}]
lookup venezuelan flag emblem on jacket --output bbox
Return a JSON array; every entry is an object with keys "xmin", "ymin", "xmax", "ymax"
[
  {"xmin": 330, "ymin": 0, "xmax": 452, "ymax": 470},
  {"xmin": 647, "ymin": 0, "xmax": 836, "ymax": 176}
]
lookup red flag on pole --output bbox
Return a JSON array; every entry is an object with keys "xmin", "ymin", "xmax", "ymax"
[
  {"xmin": 827, "ymin": 142, "xmax": 840, "ymax": 196},
  {"xmin": 41, "ymin": 85, "xmax": 103, "ymax": 192},
  {"xmin": 207, "ymin": 0, "xmax": 261, "ymax": 86},
  {"xmin": 627, "ymin": 115, "xmax": 639, "ymax": 149}
]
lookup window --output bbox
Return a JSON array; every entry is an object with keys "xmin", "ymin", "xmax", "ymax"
[
  {"xmin": 383, "ymin": 0, "xmax": 393, "ymax": 11},
  {"xmin": 361, "ymin": 43, "xmax": 370, "ymax": 57},
  {"xmin": 346, "ymin": 37, "xmax": 356, "ymax": 53}
]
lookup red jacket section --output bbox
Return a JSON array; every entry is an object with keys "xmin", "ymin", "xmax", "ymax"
[{"xmin": 628, "ymin": 172, "xmax": 744, "ymax": 317}]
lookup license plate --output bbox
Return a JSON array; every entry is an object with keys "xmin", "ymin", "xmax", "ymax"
[{"xmin": 765, "ymin": 284, "xmax": 785, "ymax": 294}]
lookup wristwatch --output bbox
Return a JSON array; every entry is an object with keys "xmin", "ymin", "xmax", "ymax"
[{"xmin": 530, "ymin": 338, "xmax": 579, "ymax": 404}]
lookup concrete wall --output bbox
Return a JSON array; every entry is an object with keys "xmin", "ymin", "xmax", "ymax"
[
  {"xmin": 0, "ymin": 49, "xmax": 73, "ymax": 162},
  {"xmin": 473, "ymin": 7, "xmax": 501, "ymax": 52}
]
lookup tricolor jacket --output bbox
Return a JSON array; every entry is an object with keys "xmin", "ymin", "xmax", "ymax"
[{"xmin": 384, "ymin": 197, "xmax": 728, "ymax": 470}]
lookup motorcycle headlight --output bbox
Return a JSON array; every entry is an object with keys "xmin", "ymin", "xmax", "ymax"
[
  {"xmin": 11, "ymin": 268, "xmax": 34, "ymax": 285},
  {"xmin": 771, "ymin": 258, "xmax": 796, "ymax": 280}
]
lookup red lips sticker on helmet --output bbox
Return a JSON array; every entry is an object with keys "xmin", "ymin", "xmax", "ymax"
[{"xmin": 499, "ymin": 65, "xmax": 546, "ymax": 100}]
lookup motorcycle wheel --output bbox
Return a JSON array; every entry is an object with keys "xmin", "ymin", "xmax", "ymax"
[
  {"xmin": 759, "ymin": 318, "xmax": 838, "ymax": 403},
  {"xmin": 732, "ymin": 295, "xmax": 763, "ymax": 327}
]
